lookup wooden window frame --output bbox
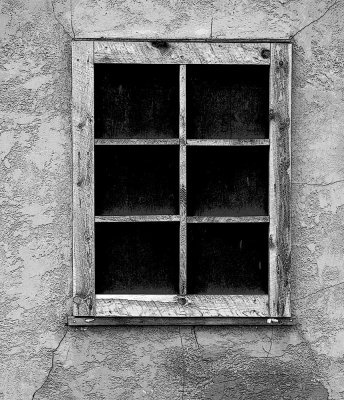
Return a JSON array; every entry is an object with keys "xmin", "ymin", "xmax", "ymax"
[{"xmin": 69, "ymin": 40, "xmax": 293, "ymax": 326}]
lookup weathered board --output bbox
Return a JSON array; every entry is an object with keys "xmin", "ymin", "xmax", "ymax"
[
  {"xmin": 95, "ymin": 139, "xmax": 179, "ymax": 145},
  {"xmin": 187, "ymin": 216, "xmax": 269, "ymax": 223},
  {"xmin": 94, "ymin": 42, "xmax": 271, "ymax": 65},
  {"xmin": 68, "ymin": 316, "xmax": 295, "ymax": 326},
  {"xmin": 72, "ymin": 41, "xmax": 95, "ymax": 316},
  {"xmin": 269, "ymin": 43, "xmax": 292, "ymax": 317},
  {"xmin": 95, "ymin": 215, "xmax": 180, "ymax": 222},
  {"xmin": 187, "ymin": 139, "xmax": 269, "ymax": 146},
  {"xmin": 96, "ymin": 295, "xmax": 269, "ymax": 317}
]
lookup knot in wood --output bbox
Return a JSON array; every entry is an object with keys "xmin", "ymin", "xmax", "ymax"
[
  {"xmin": 73, "ymin": 296, "xmax": 83, "ymax": 305},
  {"xmin": 77, "ymin": 120, "xmax": 86, "ymax": 130},
  {"xmin": 151, "ymin": 41, "xmax": 169, "ymax": 50},
  {"xmin": 261, "ymin": 49, "xmax": 270, "ymax": 59}
]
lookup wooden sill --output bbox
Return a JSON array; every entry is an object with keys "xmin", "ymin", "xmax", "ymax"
[{"xmin": 67, "ymin": 316, "xmax": 295, "ymax": 326}]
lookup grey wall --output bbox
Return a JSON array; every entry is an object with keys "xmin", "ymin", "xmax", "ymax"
[{"xmin": 1, "ymin": 0, "xmax": 344, "ymax": 399}]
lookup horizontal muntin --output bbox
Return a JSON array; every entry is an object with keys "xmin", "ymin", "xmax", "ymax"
[
  {"xmin": 95, "ymin": 138, "xmax": 179, "ymax": 145},
  {"xmin": 187, "ymin": 216, "xmax": 269, "ymax": 223},
  {"xmin": 95, "ymin": 215, "xmax": 180, "ymax": 222},
  {"xmin": 187, "ymin": 139, "xmax": 269, "ymax": 146}
]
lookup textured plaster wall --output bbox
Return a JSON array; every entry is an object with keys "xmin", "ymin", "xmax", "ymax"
[{"xmin": 1, "ymin": 0, "xmax": 344, "ymax": 399}]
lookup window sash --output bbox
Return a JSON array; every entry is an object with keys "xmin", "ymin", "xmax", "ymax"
[{"xmin": 72, "ymin": 40, "xmax": 291, "ymax": 320}]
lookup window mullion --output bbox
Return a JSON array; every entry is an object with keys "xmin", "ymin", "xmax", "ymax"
[{"xmin": 179, "ymin": 64, "xmax": 187, "ymax": 295}]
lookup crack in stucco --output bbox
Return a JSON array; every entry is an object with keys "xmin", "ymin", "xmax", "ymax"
[
  {"xmin": 210, "ymin": 17, "xmax": 214, "ymax": 38},
  {"xmin": 31, "ymin": 328, "xmax": 68, "ymax": 400},
  {"xmin": 263, "ymin": 326, "xmax": 274, "ymax": 360},
  {"xmin": 191, "ymin": 326, "xmax": 200, "ymax": 349},
  {"xmin": 292, "ymin": 179, "xmax": 344, "ymax": 187},
  {"xmin": 294, "ymin": 326, "xmax": 326, "ymax": 386},
  {"xmin": 292, "ymin": 280, "xmax": 344, "ymax": 303},
  {"xmin": 70, "ymin": 0, "xmax": 76, "ymax": 38},
  {"xmin": 178, "ymin": 327, "xmax": 185, "ymax": 400},
  {"xmin": 219, "ymin": 383, "xmax": 227, "ymax": 400},
  {"xmin": 262, "ymin": 349, "xmax": 287, "ymax": 358},
  {"xmin": 289, "ymin": 1, "xmax": 339, "ymax": 39},
  {"xmin": 51, "ymin": 0, "xmax": 73, "ymax": 39}
]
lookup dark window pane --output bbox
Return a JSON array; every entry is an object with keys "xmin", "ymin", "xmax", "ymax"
[
  {"xmin": 186, "ymin": 65, "xmax": 269, "ymax": 139},
  {"xmin": 94, "ymin": 64, "xmax": 179, "ymax": 139},
  {"xmin": 95, "ymin": 146, "xmax": 179, "ymax": 216},
  {"xmin": 187, "ymin": 224, "xmax": 268, "ymax": 294},
  {"xmin": 187, "ymin": 147, "xmax": 268, "ymax": 216},
  {"xmin": 95, "ymin": 222, "xmax": 179, "ymax": 294}
]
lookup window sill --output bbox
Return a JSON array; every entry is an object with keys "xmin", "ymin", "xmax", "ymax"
[
  {"xmin": 95, "ymin": 294, "xmax": 269, "ymax": 317},
  {"xmin": 67, "ymin": 316, "xmax": 295, "ymax": 326}
]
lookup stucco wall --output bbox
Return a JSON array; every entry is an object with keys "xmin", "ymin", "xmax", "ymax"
[{"xmin": 1, "ymin": 0, "xmax": 344, "ymax": 399}]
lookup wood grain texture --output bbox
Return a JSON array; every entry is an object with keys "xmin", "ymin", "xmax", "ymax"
[
  {"xmin": 187, "ymin": 139, "xmax": 269, "ymax": 146},
  {"xmin": 95, "ymin": 215, "xmax": 180, "ymax": 222},
  {"xmin": 72, "ymin": 41, "xmax": 95, "ymax": 316},
  {"xmin": 187, "ymin": 216, "xmax": 269, "ymax": 223},
  {"xmin": 95, "ymin": 139, "xmax": 179, "ymax": 145},
  {"xmin": 269, "ymin": 43, "xmax": 292, "ymax": 317},
  {"xmin": 95, "ymin": 295, "xmax": 269, "ymax": 317},
  {"xmin": 94, "ymin": 42, "xmax": 270, "ymax": 65},
  {"xmin": 179, "ymin": 65, "xmax": 187, "ymax": 295},
  {"xmin": 68, "ymin": 316, "xmax": 295, "ymax": 326},
  {"xmin": 70, "ymin": 40, "xmax": 289, "ymax": 320}
]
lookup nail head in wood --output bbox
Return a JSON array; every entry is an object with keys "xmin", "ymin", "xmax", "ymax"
[{"xmin": 177, "ymin": 297, "xmax": 187, "ymax": 305}]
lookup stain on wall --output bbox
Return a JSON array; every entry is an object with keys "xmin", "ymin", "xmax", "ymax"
[{"xmin": 0, "ymin": 0, "xmax": 344, "ymax": 399}]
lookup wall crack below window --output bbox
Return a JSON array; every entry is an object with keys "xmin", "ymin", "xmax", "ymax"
[{"xmin": 31, "ymin": 328, "xmax": 69, "ymax": 400}]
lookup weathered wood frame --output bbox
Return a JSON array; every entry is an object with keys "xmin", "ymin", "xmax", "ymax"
[{"xmin": 72, "ymin": 41, "xmax": 292, "ymax": 324}]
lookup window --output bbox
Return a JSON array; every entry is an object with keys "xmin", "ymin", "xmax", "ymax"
[{"xmin": 70, "ymin": 41, "xmax": 292, "ymax": 325}]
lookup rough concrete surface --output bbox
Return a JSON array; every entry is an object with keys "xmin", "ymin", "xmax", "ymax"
[{"xmin": 1, "ymin": 0, "xmax": 344, "ymax": 399}]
